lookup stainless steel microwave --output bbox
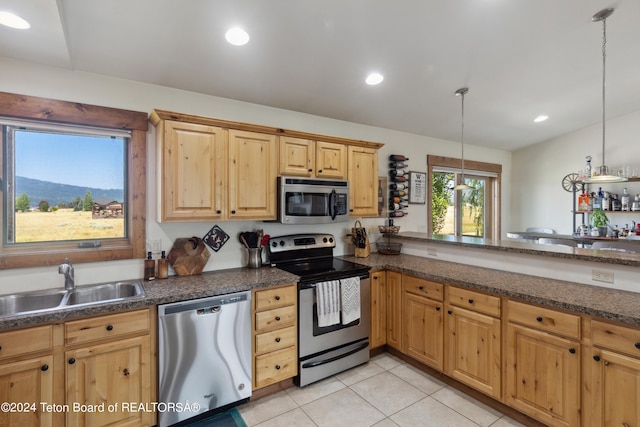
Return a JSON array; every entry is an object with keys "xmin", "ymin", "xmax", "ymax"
[{"xmin": 277, "ymin": 176, "xmax": 350, "ymax": 224}]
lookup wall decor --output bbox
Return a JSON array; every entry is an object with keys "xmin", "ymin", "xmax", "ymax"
[
  {"xmin": 377, "ymin": 176, "xmax": 388, "ymax": 217},
  {"xmin": 409, "ymin": 171, "xmax": 427, "ymax": 204}
]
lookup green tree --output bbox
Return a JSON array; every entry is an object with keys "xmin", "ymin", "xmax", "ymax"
[
  {"xmin": 464, "ymin": 178, "xmax": 485, "ymax": 236},
  {"xmin": 73, "ymin": 196, "xmax": 82, "ymax": 211},
  {"xmin": 431, "ymin": 172, "xmax": 453, "ymax": 233},
  {"xmin": 38, "ymin": 200, "xmax": 49, "ymax": 212},
  {"xmin": 16, "ymin": 193, "xmax": 30, "ymax": 212},
  {"xmin": 82, "ymin": 191, "xmax": 93, "ymax": 212}
]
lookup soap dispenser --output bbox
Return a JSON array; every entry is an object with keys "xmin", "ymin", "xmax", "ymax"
[{"xmin": 144, "ymin": 251, "xmax": 156, "ymax": 281}]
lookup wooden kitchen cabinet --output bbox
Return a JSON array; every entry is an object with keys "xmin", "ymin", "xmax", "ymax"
[
  {"xmin": 348, "ymin": 145, "xmax": 379, "ymax": 217},
  {"xmin": 370, "ymin": 270, "xmax": 386, "ymax": 349},
  {"xmin": 505, "ymin": 300, "xmax": 581, "ymax": 427},
  {"xmin": 583, "ymin": 319, "xmax": 640, "ymax": 427},
  {"xmin": 156, "ymin": 120, "xmax": 227, "ymax": 222},
  {"xmin": 0, "ymin": 325, "xmax": 56, "ymax": 427},
  {"xmin": 64, "ymin": 308, "xmax": 155, "ymax": 427},
  {"xmin": 385, "ymin": 270, "xmax": 402, "ymax": 351},
  {"xmin": 402, "ymin": 275, "xmax": 444, "ymax": 370},
  {"xmin": 279, "ymin": 137, "xmax": 347, "ymax": 178},
  {"xmin": 445, "ymin": 287, "xmax": 501, "ymax": 399},
  {"xmin": 229, "ymin": 129, "xmax": 278, "ymax": 220},
  {"xmin": 252, "ymin": 284, "xmax": 298, "ymax": 389}
]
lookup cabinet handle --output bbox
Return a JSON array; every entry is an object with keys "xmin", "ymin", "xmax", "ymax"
[
  {"xmin": 275, "ymin": 316, "xmax": 281, "ymax": 321},
  {"xmin": 635, "ymin": 342, "xmax": 640, "ymax": 349},
  {"xmin": 593, "ymin": 355, "xmax": 601, "ymax": 362},
  {"xmin": 106, "ymin": 325, "xmax": 113, "ymax": 331},
  {"xmin": 536, "ymin": 316, "xmax": 543, "ymax": 322},
  {"xmin": 568, "ymin": 347, "xmax": 576, "ymax": 354},
  {"xmin": 349, "ymin": 209, "xmax": 354, "ymax": 212},
  {"xmin": 41, "ymin": 364, "xmax": 49, "ymax": 371},
  {"xmin": 373, "ymin": 275, "xmax": 378, "ymax": 280},
  {"xmin": 123, "ymin": 368, "xmax": 130, "ymax": 377},
  {"xmin": 216, "ymin": 210, "xmax": 221, "ymax": 214},
  {"xmin": 275, "ymin": 337, "xmax": 281, "ymax": 343},
  {"xmin": 231, "ymin": 210, "xmax": 236, "ymax": 214},
  {"xmin": 308, "ymin": 168, "xmax": 313, "ymax": 172},
  {"xmin": 275, "ymin": 295, "xmax": 281, "ymax": 301},
  {"xmin": 68, "ymin": 358, "xmax": 76, "ymax": 365},
  {"xmin": 447, "ymin": 310, "xmax": 453, "ymax": 315},
  {"xmin": 418, "ymin": 286, "xmax": 424, "ymax": 290},
  {"xmin": 436, "ymin": 306, "xmax": 441, "ymax": 311},
  {"xmin": 318, "ymin": 169, "xmax": 323, "ymax": 173},
  {"xmin": 275, "ymin": 365, "xmax": 281, "ymax": 370},
  {"xmin": 468, "ymin": 299, "xmax": 474, "ymax": 304}
]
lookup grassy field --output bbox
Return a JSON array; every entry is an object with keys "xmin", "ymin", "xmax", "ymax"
[
  {"xmin": 440, "ymin": 205, "xmax": 484, "ymax": 236},
  {"xmin": 15, "ymin": 209, "xmax": 124, "ymax": 243}
]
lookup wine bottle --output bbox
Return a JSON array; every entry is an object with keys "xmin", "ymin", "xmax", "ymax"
[
  {"xmin": 392, "ymin": 203, "xmax": 408, "ymax": 210},
  {"xmin": 391, "ymin": 175, "xmax": 407, "ymax": 182},
  {"xmin": 389, "ymin": 155, "xmax": 409, "ymax": 161},
  {"xmin": 389, "ymin": 183, "xmax": 407, "ymax": 191},
  {"xmin": 389, "ymin": 169, "xmax": 406, "ymax": 177},
  {"xmin": 392, "ymin": 196, "xmax": 408, "ymax": 204},
  {"xmin": 388, "ymin": 211, "xmax": 409, "ymax": 218},
  {"xmin": 389, "ymin": 161, "xmax": 408, "ymax": 169},
  {"xmin": 390, "ymin": 190, "xmax": 406, "ymax": 197}
]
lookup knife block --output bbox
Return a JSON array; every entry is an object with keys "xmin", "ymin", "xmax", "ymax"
[{"xmin": 352, "ymin": 221, "xmax": 370, "ymax": 258}]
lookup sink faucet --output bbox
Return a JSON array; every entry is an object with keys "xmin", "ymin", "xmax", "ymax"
[{"xmin": 59, "ymin": 258, "xmax": 74, "ymax": 290}]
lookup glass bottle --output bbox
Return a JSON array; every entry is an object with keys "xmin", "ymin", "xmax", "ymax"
[{"xmin": 622, "ymin": 188, "xmax": 630, "ymax": 211}]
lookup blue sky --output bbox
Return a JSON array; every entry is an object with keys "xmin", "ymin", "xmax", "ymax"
[{"xmin": 15, "ymin": 131, "xmax": 125, "ymax": 190}]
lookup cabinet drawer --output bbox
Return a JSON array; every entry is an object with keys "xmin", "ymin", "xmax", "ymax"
[
  {"xmin": 255, "ymin": 325, "xmax": 296, "ymax": 355},
  {"xmin": 255, "ymin": 305, "xmax": 296, "ymax": 332},
  {"xmin": 254, "ymin": 347, "xmax": 297, "ymax": 389},
  {"xmin": 448, "ymin": 286, "xmax": 501, "ymax": 317},
  {"xmin": 591, "ymin": 319, "xmax": 640, "ymax": 357},
  {"xmin": 65, "ymin": 309, "xmax": 150, "ymax": 346},
  {"xmin": 254, "ymin": 285, "xmax": 296, "ymax": 311},
  {"xmin": 0, "ymin": 325, "xmax": 53, "ymax": 359},
  {"xmin": 402, "ymin": 275, "xmax": 443, "ymax": 301},
  {"xmin": 507, "ymin": 300, "xmax": 580, "ymax": 339}
]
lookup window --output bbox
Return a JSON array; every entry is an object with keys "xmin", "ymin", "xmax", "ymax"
[
  {"xmin": 0, "ymin": 92, "xmax": 147, "ymax": 269},
  {"xmin": 427, "ymin": 155, "xmax": 501, "ymax": 240}
]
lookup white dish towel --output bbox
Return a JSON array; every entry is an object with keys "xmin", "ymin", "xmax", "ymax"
[
  {"xmin": 316, "ymin": 280, "xmax": 340, "ymax": 327},
  {"xmin": 340, "ymin": 276, "xmax": 361, "ymax": 325}
]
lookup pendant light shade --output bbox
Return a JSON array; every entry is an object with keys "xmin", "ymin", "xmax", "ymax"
[
  {"xmin": 454, "ymin": 87, "xmax": 471, "ymax": 191},
  {"xmin": 583, "ymin": 8, "xmax": 627, "ymax": 184}
]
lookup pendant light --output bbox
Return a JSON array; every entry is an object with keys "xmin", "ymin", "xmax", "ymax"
[
  {"xmin": 454, "ymin": 87, "xmax": 471, "ymax": 191},
  {"xmin": 583, "ymin": 8, "xmax": 627, "ymax": 183}
]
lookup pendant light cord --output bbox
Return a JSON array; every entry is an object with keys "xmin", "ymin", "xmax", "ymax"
[{"xmin": 600, "ymin": 16, "xmax": 607, "ymax": 168}]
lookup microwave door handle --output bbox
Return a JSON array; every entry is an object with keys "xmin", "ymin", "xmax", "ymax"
[{"xmin": 330, "ymin": 189, "xmax": 337, "ymax": 220}]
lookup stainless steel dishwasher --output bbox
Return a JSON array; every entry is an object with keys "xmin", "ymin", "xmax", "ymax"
[{"xmin": 158, "ymin": 291, "xmax": 252, "ymax": 427}]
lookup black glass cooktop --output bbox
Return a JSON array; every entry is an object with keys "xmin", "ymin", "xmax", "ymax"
[{"xmin": 276, "ymin": 258, "xmax": 370, "ymax": 284}]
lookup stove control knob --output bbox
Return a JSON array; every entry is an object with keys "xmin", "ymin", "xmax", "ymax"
[
  {"xmin": 323, "ymin": 237, "xmax": 328, "ymax": 243},
  {"xmin": 271, "ymin": 242, "xmax": 278, "ymax": 248},
  {"xmin": 279, "ymin": 240, "xmax": 285, "ymax": 246},
  {"xmin": 329, "ymin": 237, "xmax": 334, "ymax": 243}
]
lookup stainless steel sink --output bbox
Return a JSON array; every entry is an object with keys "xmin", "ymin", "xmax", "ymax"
[
  {"xmin": 0, "ymin": 280, "xmax": 145, "ymax": 317},
  {"xmin": 66, "ymin": 282, "xmax": 144, "ymax": 306},
  {"xmin": 0, "ymin": 289, "xmax": 66, "ymax": 316}
]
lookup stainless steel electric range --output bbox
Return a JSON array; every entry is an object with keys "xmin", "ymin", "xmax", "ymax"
[{"xmin": 268, "ymin": 233, "xmax": 371, "ymax": 387}]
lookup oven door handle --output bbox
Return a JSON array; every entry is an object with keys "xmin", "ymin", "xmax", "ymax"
[{"xmin": 301, "ymin": 341, "xmax": 369, "ymax": 369}]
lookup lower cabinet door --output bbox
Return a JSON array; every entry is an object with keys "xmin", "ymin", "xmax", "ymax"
[
  {"xmin": 403, "ymin": 293, "xmax": 443, "ymax": 370},
  {"xmin": 583, "ymin": 348, "xmax": 640, "ymax": 427},
  {"xmin": 65, "ymin": 336, "xmax": 151, "ymax": 427},
  {"xmin": 0, "ymin": 355, "xmax": 54, "ymax": 427},
  {"xmin": 506, "ymin": 323, "xmax": 580, "ymax": 427},
  {"xmin": 446, "ymin": 306, "xmax": 501, "ymax": 399}
]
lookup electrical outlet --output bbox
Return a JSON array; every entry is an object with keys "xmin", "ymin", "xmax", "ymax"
[
  {"xmin": 427, "ymin": 247, "xmax": 437, "ymax": 256},
  {"xmin": 592, "ymin": 269, "xmax": 614, "ymax": 283}
]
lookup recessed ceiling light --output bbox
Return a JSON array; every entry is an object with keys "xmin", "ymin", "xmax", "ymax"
[
  {"xmin": 225, "ymin": 27, "xmax": 249, "ymax": 46},
  {"xmin": 365, "ymin": 73, "xmax": 384, "ymax": 85},
  {"xmin": 0, "ymin": 11, "xmax": 30, "ymax": 29},
  {"xmin": 534, "ymin": 115, "xmax": 548, "ymax": 123}
]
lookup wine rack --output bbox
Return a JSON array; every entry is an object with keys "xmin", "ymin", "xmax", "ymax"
[{"xmin": 388, "ymin": 154, "xmax": 409, "ymax": 220}]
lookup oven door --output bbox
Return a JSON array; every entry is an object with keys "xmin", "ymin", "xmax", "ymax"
[{"xmin": 298, "ymin": 275, "xmax": 370, "ymax": 359}]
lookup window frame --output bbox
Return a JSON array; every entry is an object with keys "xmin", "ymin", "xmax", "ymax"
[
  {"xmin": 0, "ymin": 92, "xmax": 147, "ymax": 269},
  {"xmin": 427, "ymin": 155, "xmax": 502, "ymax": 240}
]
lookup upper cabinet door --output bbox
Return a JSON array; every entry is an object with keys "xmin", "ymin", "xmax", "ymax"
[
  {"xmin": 348, "ymin": 146, "xmax": 379, "ymax": 217},
  {"xmin": 229, "ymin": 130, "xmax": 278, "ymax": 220},
  {"xmin": 279, "ymin": 136, "xmax": 315, "ymax": 177},
  {"xmin": 316, "ymin": 141, "xmax": 346, "ymax": 178},
  {"xmin": 159, "ymin": 120, "xmax": 227, "ymax": 221}
]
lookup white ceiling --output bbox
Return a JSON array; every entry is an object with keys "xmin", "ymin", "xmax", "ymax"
[{"xmin": 1, "ymin": 0, "xmax": 639, "ymax": 151}]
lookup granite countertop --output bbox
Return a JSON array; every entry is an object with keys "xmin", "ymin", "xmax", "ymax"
[
  {"xmin": 0, "ymin": 267, "xmax": 299, "ymax": 330},
  {"xmin": 3, "ymin": 250, "xmax": 640, "ymax": 332},
  {"xmin": 340, "ymin": 253, "xmax": 640, "ymax": 327},
  {"xmin": 394, "ymin": 231, "xmax": 640, "ymax": 267}
]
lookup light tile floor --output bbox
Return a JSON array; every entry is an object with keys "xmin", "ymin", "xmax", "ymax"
[{"xmin": 238, "ymin": 353, "xmax": 528, "ymax": 427}]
